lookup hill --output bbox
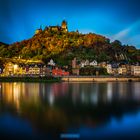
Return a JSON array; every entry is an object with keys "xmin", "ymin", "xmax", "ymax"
[{"xmin": 0, "ymin": 22, "xmax": 139, "ymax": 66}]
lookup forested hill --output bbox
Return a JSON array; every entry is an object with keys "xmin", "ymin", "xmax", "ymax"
[
  {"xmin": 0, "ymin": 28, "xmax": 139, "ymax": 65},
  {"xmin": 0, "ymin": 42, "xmax": 8, "ymax": 46}
]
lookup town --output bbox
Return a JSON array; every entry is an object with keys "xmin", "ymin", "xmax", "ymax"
[{"xmin": 0, "ymin": 57, "xmax": 140, "ymax": 77}]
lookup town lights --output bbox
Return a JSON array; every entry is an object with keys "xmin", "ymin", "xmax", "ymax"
[
  {"xmin": 14, "ymin": 64, "xmax": 18, "ymax": 70},
  {"xmin": 14, "ymin": 64, "xmax": 18, "ymax": 74}
]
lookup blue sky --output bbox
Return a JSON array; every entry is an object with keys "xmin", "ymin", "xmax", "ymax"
[{"xmin": 0, "ymin": 0, "xmax": 140, "ymax": 48}]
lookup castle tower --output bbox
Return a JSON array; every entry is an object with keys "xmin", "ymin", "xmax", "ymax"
[
  {"xmin": 61, "ymin": 20, "xmax": 68, "ymax": 32},
  {"xmin": 35, "ymin": 25, "xmax": 42, "ymax": 35}
]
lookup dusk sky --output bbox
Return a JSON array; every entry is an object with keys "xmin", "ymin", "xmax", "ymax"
[{"xmin": 0, "ymin": 0, "xmax": 140, "ymax": 48}]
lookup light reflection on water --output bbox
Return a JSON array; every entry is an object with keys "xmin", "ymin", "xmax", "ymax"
[{"xmin": 0, "ymin": 82, "xmax": 140, "ymax": 140}]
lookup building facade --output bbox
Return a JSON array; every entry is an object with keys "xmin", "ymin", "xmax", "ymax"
[{"xmin": 131, "ymin": 66, "xmax": 140, "ymax": 76}]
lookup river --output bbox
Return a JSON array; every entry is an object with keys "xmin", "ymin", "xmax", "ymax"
[{"xmin": 0, "ymin": 82, "xmax": 140, "ymax": 140}]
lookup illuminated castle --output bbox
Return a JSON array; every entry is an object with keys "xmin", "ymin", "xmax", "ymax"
[
  {"xmin": 61, "ymin": 20, "xmax": 68, "ymax": 32},
  {"xmin": 35, "ymin": 20, "xmax": 68, "ymax": 34}
]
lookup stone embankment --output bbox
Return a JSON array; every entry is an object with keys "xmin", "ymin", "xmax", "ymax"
[{"xmin": 61, "ymin": 76, "xmax": 140, "ymax": 82}]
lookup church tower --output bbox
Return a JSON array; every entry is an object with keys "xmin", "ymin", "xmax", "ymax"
[{"xmin": 61, "ymin": 20, "xmax": 68, "ymax": 32}]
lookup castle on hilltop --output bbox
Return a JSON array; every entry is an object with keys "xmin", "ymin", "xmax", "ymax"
[{"xmin": 35, "ymin": 20, "xmax": 68, "ymax": 34}]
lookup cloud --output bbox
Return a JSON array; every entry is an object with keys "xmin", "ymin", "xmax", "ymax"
[
  {"xmin": 112, "ymin": 19, "xmax": 140, "ymax": 41},
  {"xmin": 112, "ymin": 28, "xmax": 131, "ymax": 40},
  {"xmin": 110, "ymin": 19, "xmax": 140, "ymax": 48}
]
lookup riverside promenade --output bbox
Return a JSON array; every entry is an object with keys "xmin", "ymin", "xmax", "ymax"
[{"xmin": 61, "ymin": 76, "xmax": 140, "ymax": 82}]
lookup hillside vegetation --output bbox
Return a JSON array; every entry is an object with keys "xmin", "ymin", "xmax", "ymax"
[{"xmin": 0, "ymin": 28, "xmax": 139, "ymax": 66}]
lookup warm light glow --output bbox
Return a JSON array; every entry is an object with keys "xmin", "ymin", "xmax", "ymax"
[{"xmin": 14, "ymin": 64, "xmax": 18, "ymax": 70}]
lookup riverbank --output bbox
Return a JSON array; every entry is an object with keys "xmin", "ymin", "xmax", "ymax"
[
  {"xmin": 0, "ymin": 76, "xmax": 61, "ymax": 82},
  {"xmin": 0, "ymin": 76, "xmax": 140, "ymax": 82},
  {"xmin": 61, "ymin": 76, "xmax": 140, "ymax": 82}
]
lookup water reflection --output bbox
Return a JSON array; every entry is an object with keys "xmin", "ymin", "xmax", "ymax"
[
  {"xmin": 1, "ymin": 82, "xmax": 139, "ymax": 106},
  {"xmin": 0, "ymin": 82, "xmax": 140, "ymax": 139}
]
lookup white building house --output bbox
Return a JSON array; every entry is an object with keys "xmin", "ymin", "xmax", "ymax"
[
  {"xmin": 80, "ymin": 62, "xmax": 85, "ymax": 68},
  {"xmin": 131, "ymin": 66, "xmax": 140, "ymax": 76},
  {"xmin": 48, "ymin": 59, "xmax": 55, "ymax": 66},
  {"xmin": 118, "ymin": 67, "xmax": 127, "ymax": 75},
  {"xmin": 80, "ymin": 60, "xmax": 90, "ymax": 68},
  {"xmin": 80, "ymin": 60, "xmax": 97, "ymax": 68},
  {"xmin": 85, "ymin": 60, "xmax": 90, "ymax": 66},
  {"xmin": 106, "ymin": 64, "xmax": 112, "ymax": 74},
  {"xmin": 90, "ymin": 60, "xmax": 98, "ymax": 66}
]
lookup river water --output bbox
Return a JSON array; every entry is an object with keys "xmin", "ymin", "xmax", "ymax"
[{"xmin": 0, "ymin": 82, "xmax": 140, "ymax": 140}]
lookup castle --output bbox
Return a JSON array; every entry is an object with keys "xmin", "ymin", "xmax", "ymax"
[{"xmin": 35, "ymin": 20, "xmax": 68, "ymax": 34}]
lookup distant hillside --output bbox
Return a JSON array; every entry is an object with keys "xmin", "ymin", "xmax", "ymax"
[
  {"xmin": 0, "ymin": 42, "xmax": 8, "ymax": 46},
  {"xmin": 0, "ymin": 22, "xmax": 139, "ymax": 65}
]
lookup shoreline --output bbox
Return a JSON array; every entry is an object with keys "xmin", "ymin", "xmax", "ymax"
[
  {"xmin": 0, "ymin": 76, "xmax": 61, "ymax": 83},
  {"xmin": 61, "ymin": 76, "xmax": 140, "ymax": 82},
  {"xmin": 0, "ymin": 76, "xmax": 140, "ymax": 82}
]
